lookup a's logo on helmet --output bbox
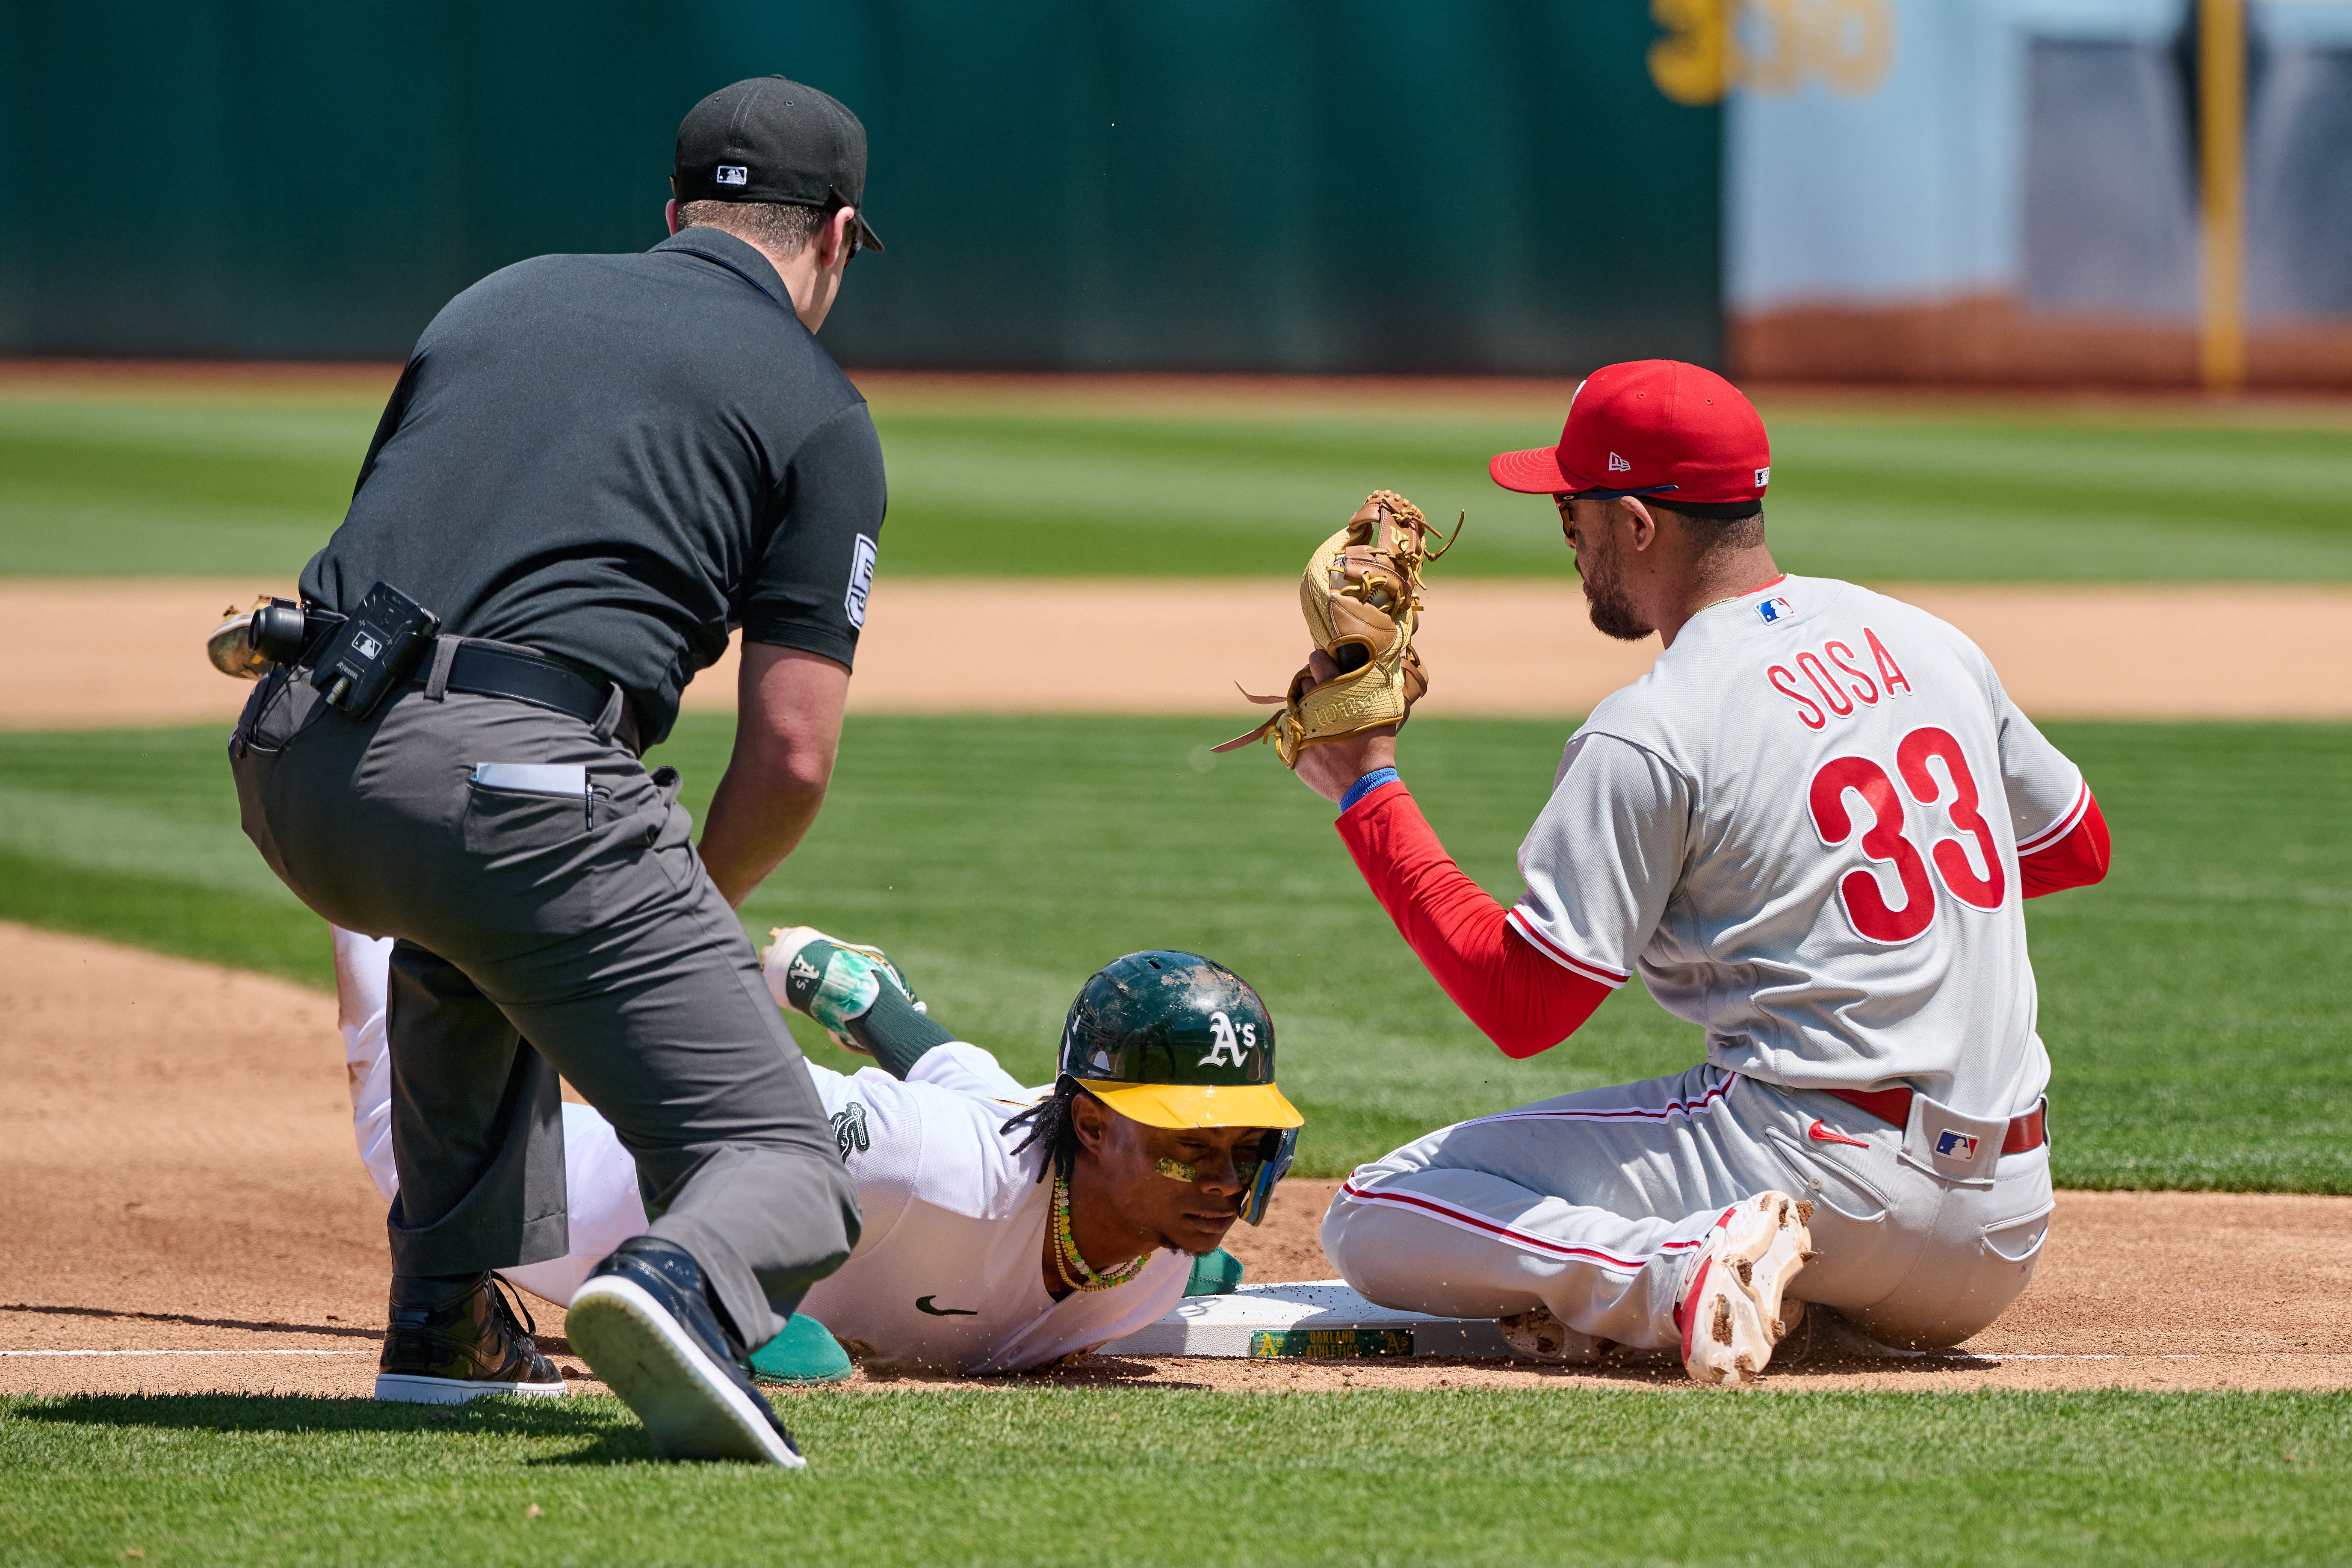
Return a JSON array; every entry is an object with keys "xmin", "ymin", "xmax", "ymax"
[{"xmin": 1198, "ymin": 1009, "xmax": 1256, "ymax": 1068}]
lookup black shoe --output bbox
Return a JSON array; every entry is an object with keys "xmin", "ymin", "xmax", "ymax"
[
  {"xmin": 564, "ymin": 1237, "xmax": 803, "ymax": 1467},
  {"xmin": 375, "ymin": 1272, "xmax": 568, "ymax": 1404}
]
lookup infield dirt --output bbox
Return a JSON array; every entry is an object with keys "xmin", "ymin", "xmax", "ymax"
[
  {"xmin": 5, "ymin": 921, "xmax": 2347, "ymax": 1400},
  {"xmin": 4, "ymin": 577, "xmax": 2350, "ymax": 732}
]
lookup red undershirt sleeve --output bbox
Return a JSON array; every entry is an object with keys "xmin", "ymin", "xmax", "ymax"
[
  {"xmin": 2020, "ymin": 791, "xmax": 2111, "ymax": 898},
  {"xmin": 1333, "ymin": 780, "xmax": 1609, "ymax": 1059}
]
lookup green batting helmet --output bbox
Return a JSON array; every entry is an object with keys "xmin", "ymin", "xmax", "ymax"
[{"xmin": 1059, "ymin": 951, "xmax": 1303, "ymax": 1133}]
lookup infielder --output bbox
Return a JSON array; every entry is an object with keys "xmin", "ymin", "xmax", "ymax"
[
  {"xmin": 332, "ymin": 925, "xmax": 1303, "ymax": 1376},
  {"xmin": 1268, "ymin": 361, "xmax": 2111, "ymax": 1384},
  {"xmin": 228, "ymin": 77, "xmax": 891, "ymax": 1463}
]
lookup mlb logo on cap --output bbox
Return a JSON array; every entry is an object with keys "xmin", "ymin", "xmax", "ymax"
[
  {"xmin": 1935, "ymin": 1129, "xmax": 1981, "ymax": 1161},
  {"xmin": 715, "ymin": 165, "xmax": 749, "ymax": 186},
  {"xmin": 1755, "ymin": 595, "xmax": 1792, "ymax": 625}
]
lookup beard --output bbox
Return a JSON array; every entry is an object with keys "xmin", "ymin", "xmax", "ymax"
[{"xmin": 1578, "ymin": 549, "xmax": 1655, "ymax": 641}]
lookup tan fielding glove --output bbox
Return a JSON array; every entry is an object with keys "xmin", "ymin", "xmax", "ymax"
[{"xmin": 1213, "ymin": 489, "xmax": 1460, "ymax": 768}]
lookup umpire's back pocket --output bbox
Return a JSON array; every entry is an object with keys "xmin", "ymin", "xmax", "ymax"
[{"xmin": 463, "ymin": 766, "xmax": 593, "ymax": 860}]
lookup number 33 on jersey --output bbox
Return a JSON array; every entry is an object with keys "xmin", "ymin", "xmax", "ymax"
[
  {"xmin": 1765, "ymin": 621, "xmax": 2030, "ymax": 942},
  {"xmin": 1504, "ymin": 575, "xmax": 2099, "ymax": 1116}
]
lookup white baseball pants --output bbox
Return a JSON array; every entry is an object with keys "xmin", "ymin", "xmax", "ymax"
[
  {"xmin": 1322, "ymin": 1064, "xmax": 2054, "ymax": 1351},
  {"xmin": 337, "ymin": 928, "xmax": 650, "ymax": 1306}
]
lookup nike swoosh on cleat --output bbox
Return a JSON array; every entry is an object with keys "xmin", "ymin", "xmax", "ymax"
[
  {"xmin": 915, "ymin": 1296, "xmax": 979, "ymax": 1316},
  {"xmin": 1808, "ymin": 1120, "xmax": 1870, "ymax": 1148}
]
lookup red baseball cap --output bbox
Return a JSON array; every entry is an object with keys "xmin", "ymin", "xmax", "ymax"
[{"xmin": 1488, "ymin": 360, "xmax": 1770, "ymax": 505}]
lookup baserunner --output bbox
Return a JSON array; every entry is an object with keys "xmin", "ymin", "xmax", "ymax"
[{"xmin": 330, "ymin": 926, "xmax": 1304, "ymax": 1375}]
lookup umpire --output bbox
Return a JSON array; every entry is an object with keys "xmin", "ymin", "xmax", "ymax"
[{"xmin": 229, "ymin": 77, "xmax": 886, "ymax": 1467}]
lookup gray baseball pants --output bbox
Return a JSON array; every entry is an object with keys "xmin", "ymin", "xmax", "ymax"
[
  {"xmin": 1323, "ymin": 1063, "xmax": 2053, "ymax": 1351},
  {"xmin": 230, "ymin": 658, "xmax": 858, "ymax": 1350}
]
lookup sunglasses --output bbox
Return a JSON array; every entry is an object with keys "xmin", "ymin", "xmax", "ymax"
[
  {"xmin": 1234, "ymin": 1126, "xmax": 1300, "ymax": 1226},
  {"xmin": 1555, "ymin": 484, "xmax": 1680, "ymax": 505}
]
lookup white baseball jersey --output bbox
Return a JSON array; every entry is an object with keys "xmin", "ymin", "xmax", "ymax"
[
  {"xmin": 793, "ymin": 1043, "xmax": 1188, "ymax": 1373},
  {"xmin": 1504, "ymin": 575, "xmax": 2088, "ymax": 1121},
  {"xmin": 334, "ymin": 929, "xmax": 1186, "ymax": 1374}
]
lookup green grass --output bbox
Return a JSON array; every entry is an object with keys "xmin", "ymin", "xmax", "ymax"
[
  {"xmin": 0, "ymin": 716, "xmax": 2344, "ymax": 1191},
  {"xmin": 4, "ymin": 390, "xmax": 2349, "ymax": 580},
  {"xmin": 3, "ymin": 1389, "xmax": 2346, "ymax": 1566},
  {"xmin": 0, "ymin": 397, "xmax": 382, "ymax": 579}
]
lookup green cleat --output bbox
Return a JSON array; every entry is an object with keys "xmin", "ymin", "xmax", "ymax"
[
  {"xmin": 748, "ymin": 1312, "xmax": 855, "ymax": 1385},
  {"xmin": 1183, "ymin": 1248, "xmax": 1246, "ymax": 1297}
]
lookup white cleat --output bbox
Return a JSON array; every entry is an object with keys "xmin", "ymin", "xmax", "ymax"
[{"xmin": 1675, "ymin": 1191, "xmax": 1816, "ymax": 1388}]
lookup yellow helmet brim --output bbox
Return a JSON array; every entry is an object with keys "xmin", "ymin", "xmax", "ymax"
[{"xmin": 1082, "ymin": 1080, "xmax": 1303, "ymax": 1131}]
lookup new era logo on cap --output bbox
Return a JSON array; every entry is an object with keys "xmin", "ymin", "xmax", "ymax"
[
  {"xmin": 715, "ymin": 165, "xmax": 749, "ymax": 186},
  {"xmin": 1934, "ymin": 1129, "xmax": 1981, "ymax": 1161},
  {"xmin": 1485, "ymin": 361, "xmax": 1771, "ymax": 506}
]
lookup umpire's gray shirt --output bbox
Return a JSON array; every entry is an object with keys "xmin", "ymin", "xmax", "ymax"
[{"xmin": 302, "ymin": 226, "xmax": 885, "ymax": 747}]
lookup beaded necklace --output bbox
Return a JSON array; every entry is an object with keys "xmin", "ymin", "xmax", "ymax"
[{"xmin": 1051, "ymin": 1173, "xmax": 1149, "ymax": 1292}]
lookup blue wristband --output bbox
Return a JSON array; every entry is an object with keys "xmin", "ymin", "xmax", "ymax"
[{"xmin": 1339, "ymin": 767, "xmax": 1401, "ymax": 813}]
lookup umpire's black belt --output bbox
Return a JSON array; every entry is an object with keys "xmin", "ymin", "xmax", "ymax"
[
  {"xmin": 414, "ymin": 640, "xmax": 611, "ymax": 724},
  {"xmin": 290, "ymin": 631, "xmax": 636, "ymax": 747}
]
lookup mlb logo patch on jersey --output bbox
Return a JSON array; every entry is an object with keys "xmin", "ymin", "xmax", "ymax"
[
  {"xmin": 845, "ymin": 533, "xmax": 878, "ymax": 628},
  {"xmin": 1934, "ymin": 1129, "xmax": 1981, "ymax": 1161},
  {"xmin": 1755, "ymin": 595, "xmax": 1792, "ymax": 625}
]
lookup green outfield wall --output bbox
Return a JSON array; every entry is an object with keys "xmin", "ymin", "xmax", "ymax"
[{"xmin": 0, "ymin": 0, "xmax": 1719, "ymax": 372}]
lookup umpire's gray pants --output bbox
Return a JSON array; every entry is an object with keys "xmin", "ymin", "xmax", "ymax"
[{"xmin": 230, "ymin": 661, "xmax": 858, "ymax": 1350}]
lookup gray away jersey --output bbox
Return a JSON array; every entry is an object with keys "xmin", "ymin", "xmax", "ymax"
[{"xmin": 1506, "ymin": 575, "xmax": 2089, "ymax": 1120}]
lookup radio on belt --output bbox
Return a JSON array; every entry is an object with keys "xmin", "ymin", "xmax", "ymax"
[{"xmin": 309, "ymin": 581, "xmax": 441, "ymax": 719}]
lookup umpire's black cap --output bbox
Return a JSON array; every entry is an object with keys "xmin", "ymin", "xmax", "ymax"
[{"xmin": 673, "ymin": 76, "xmax": 884, "ymax": 253}]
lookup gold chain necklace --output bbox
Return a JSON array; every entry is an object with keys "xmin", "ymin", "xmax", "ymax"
[{"xmin": 1051, "ymin": 1173, "xmax": 1149, "ymax": 1292}]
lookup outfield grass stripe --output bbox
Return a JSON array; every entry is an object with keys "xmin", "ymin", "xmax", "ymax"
[
  {"xmin": 0, "ymin": 716, "xmax": 2343, "ymax": 1191},
  {"xmin": 0, "ymin": 782, "xmax": 297, "ymax": 899},
  {"xmin": 6, "ymin": 390, "xmax": 2352, "ymax": 580}
]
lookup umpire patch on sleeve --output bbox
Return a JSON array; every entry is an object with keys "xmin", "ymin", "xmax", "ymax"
[{"xmin": 845, "ymin": 534, "xmax": 878, "ymax": 629}]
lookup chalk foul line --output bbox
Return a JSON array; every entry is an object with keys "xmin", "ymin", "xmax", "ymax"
[
  {"xmin": 3, "ymin": 1354, "xmax": 376, "ymax": 1363},
  {"xmin": 1935, "ymin": 1353, "xmax": 2203, "ymax": 1363}
]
